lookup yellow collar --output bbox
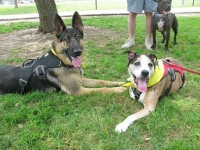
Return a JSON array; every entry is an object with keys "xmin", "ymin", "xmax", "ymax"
[
  {"xmin": 49, "ymin": 44, "xmax": 58, "ymax": 56},
  {"xmin": 123, "ymin": 60, "xmax": 164, "ymax": 88}
]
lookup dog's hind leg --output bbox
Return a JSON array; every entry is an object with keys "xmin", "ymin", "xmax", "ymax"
[
  {"xmin": 161, "ymin": 31, "xmax": 166, "ymax": 44},
  {"xmin": 58, "ymin": 77, "xmax": 126, "ymax": 96},
  {"xmin": 151, "ymin": 29, "xmax": 157, "ymax": 50},
  {"xmin": 172, "ymin": 17, "xmax": 178, "ymax": 46},
  {"xmin": 165, "ymin": 29, "xmax": 171, "ymax": 51}
]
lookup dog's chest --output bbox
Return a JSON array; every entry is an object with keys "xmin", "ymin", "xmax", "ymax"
[{"xmin": 157, "ymin": 19, "xmax": 164, "ymax": 32}]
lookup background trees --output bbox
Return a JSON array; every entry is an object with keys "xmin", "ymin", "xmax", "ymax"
[{"xmin": 34, "ymin": 0, "xmax": 58, "ymax": 33}]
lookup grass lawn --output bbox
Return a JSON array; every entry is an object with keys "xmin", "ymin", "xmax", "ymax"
[
  {"xmin": 0, "ymin": 14, "xmax": 200, "ymax": 149},
  {"xmin": 0, "ymin": 0, "xmax": 199, "ymax": 15}
]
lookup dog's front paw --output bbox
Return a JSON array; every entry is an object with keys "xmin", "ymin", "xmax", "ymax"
[{"xmin": 115, "ymin": 122, "xmax": 129, "ymax": 133}]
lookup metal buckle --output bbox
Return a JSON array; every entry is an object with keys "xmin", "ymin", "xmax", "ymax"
[
  {"xmin": 33, "ymin": 65, "xmax": 46, "ymax": 80},
  {"xmin": 19, "ymin": 79, "xmax": 27, "ymax": 87}
]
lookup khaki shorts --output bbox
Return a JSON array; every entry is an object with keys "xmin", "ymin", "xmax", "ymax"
[{"xmin": 127, "ymin": 0, "xmax": 157, "ymax": 13}]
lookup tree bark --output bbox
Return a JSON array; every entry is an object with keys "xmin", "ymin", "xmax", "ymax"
[
  {"xmin": 34, "ymin": 0, "xmax": 58, "ymax": 33},
  {"xmin": 181, "ymin": 0, "xmax": 184, "ymax": 5},
  {"xmin": 14, "ymin": 0, "xmax": 18, "ymax": 8}
]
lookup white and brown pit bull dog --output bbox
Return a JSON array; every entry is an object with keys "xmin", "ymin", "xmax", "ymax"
[{"xmin": 115, "ymin": 50, "xmax": 186, "ymax": 133}]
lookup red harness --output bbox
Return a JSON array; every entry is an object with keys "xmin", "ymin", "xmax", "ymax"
[
  {"xmin": 163, "ymin": 60, "xmax": 200, "ymax": 75},
  {"xmin": 163, "ymin": 61, "xmax": 184, "ymax": 78}
]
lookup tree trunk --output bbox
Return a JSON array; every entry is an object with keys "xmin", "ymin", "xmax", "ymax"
[
  {"xmin": 34, "ymin": 0, "xmax": 58, "ymax": 33},
  {"xmin": 14, "ymin": 0, "xmax": 18, "ymax": 8}
]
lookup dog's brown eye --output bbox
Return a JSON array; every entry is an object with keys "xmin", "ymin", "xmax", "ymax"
[
  {"xmin": 134, "ymin": 62, "xmax": 140, "ymax": 66},
  {"xmin": 148, "ymin": 63, "xmax": 153, "ymax": 67}
]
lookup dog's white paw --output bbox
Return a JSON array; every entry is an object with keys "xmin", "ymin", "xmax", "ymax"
[{"xmin": 115, "ymin": 122, "xmax": 129, "ymax": 133}]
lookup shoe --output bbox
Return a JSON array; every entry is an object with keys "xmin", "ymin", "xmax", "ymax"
[
  {"xmin": 121, "ymin": 38, "xmax": 135, "ymax": 48},
  {"xmin": 145, "ymin": 38, "xmax": 153, "ymax": 50}
]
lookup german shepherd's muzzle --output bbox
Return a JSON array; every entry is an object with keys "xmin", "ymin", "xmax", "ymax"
[{"xmin": 0, "ymin": 12, "xmax": 126, "ymax": 95}]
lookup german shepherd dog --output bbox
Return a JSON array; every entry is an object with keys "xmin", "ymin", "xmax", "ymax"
[{"xmin": 0, "ymin": 12, "xmax": 126, "ymax": 95}]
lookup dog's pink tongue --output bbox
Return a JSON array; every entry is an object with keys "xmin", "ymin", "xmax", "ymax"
[
  {"xmin": 138, "ymin": 79, "xmax": 147, "ymax": 92},
  {"xmin": 72, "ymin": 56, "xmax": 81, "ymax": 68},
  {"xmin": 163, "ymin": 11, "xmax": 170, "ymax": 16}
]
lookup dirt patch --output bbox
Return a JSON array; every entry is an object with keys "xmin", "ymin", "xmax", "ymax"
[{"xmin": 0, "ymin": 26, "xmax": 120, "ymax": 64}]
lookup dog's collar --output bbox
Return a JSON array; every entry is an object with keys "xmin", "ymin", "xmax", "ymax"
[
  {"xmin": 154, "ymin": 12, "xmax": 167, "ymax": 19},
  {"xmin": 49, "ymin": 43, "xmax": 69, "ymax": 57},
  {"xmin": 50, "ymin": 44, "xmax": 58, "ymax": 57}
]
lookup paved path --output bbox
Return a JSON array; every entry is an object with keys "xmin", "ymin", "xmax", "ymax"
[{"xmin": 0, "ymin": 7, "xmax": 200, "ymax": 21}]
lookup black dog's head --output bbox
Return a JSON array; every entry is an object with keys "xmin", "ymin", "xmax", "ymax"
[
  {"xmin": 154, "ymin": 0, "xmax": 172, "ymax": 16},
  {"xmin": 54, "ymin": 12, "xmax": 84, "ymax": 68}
]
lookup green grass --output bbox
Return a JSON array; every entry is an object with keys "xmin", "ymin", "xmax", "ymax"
[
  {"xmin": 0, "ymin": 22, "xmax": 39, "ymax": 33},
  {"xmin": 0, "ymin": 0, "xmax": 199, "ymax": 15},
  {"xmin": 0, "ymin": 15, "xmax": 200, "ymax": 149}
]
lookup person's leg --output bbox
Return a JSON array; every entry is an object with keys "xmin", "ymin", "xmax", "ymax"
[
  {"xmin": 144, "ymin": 12, "xmax": 153, "ymax": 49},
  {"xmin": 121, "ymin": 12, "xmax": 137, "ymax": 48},
  {"xmin": 121, "ymin": 0, "xmax": 143, "ymax": 48},
  {"xmin": 128, "ymin": 12, "xmax": 137, "ymax": 39},
  {"xmin": 144, "ymin": 0, "xmax": 157, "ymax": 49},
  {"xmin": 145, "ymin": 12, "xmax": 152, "ymax": 40}
]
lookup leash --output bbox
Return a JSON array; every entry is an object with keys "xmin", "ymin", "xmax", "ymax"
[{"xmin": 163, "ymin": 60, "xmax": 200, "ymax": 75}]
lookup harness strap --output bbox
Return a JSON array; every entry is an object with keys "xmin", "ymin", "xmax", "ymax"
[
  {"xmin": 161, "ymin": 68, "xmax": 176, "ymax": 98},
  {"xmin": 19, "ymin": 59, "xmax": 36, "ymax": 94},
  {"xmin": 131, "ymin": 87, "xmax": 142, "ymax": 100},
  {"xmin": 33, "ymin": 65, "xmax": 46, "ymax": 80},
  {"xmin": 180, "ymin": 72, "xmax": 186, "ymax": 89}
]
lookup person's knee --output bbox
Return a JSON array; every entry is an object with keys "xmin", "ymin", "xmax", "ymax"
[
  {"xmin": 129, "ymin": 12, "xmax": 137, "ymax": 18},
  {"xmin": 145, "ymin": 12, "xmax": 153, "ymax": 18}
]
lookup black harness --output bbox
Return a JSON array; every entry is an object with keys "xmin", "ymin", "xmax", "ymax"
[{"xmin": 19, "ymin": 44, "xmax": 66, "ymax": 93}]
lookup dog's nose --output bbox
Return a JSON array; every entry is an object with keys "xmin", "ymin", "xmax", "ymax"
[
  {"xmin": 74, "ymin": 47, "xmax": 82, "ymax": 56},
  {"xmin": 141, "ymin": 70, "xmax": 149, "ymax": 77}
]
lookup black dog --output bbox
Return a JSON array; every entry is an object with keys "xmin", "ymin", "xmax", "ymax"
[
  {"xmin": 0, "ymin": 12, "xmax": 125, "ymax": 95},
  {"xmin": 151, "ymin": 0, "xmax": 178, "ymax": 51}
]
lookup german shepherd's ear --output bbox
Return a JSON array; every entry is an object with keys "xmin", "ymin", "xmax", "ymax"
[
  {"xmin": 72, "ymin": 11, "xmax": 84, "ymax": 32},
  {"xmin": 124, "ymin": 50, "xmax": 136, "ymax": 61},
  {"xmin": 54, "ymin": 14, "xmax": 66, "ymax": 38}
]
